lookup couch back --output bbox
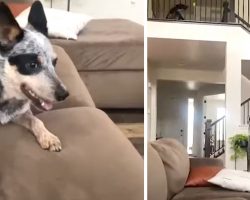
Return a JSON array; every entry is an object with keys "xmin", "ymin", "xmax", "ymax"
[{"xmin": 190, "ymin": 157, "xmax": 224, "ymax": 168}]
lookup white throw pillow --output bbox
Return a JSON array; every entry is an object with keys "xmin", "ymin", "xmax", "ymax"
[
  {"xmin": 16, "ymin": 7, "xmax": 92, "ymax": 40},
  {"xmin": 208, "ymin": 169, "xmax": 250, "ymax": 192}
]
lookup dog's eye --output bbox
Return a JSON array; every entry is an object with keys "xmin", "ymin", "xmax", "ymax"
[
  {"xmin": 31, "ymin": 62, "xmax": 38, "ymax": 68},
  {"xmin": 8, "ymin": 53, "xmax": 43, "ymax": 75},
  {"xmin": 25, "ymin": 62, "xmax": 39, "ymax": 69}
]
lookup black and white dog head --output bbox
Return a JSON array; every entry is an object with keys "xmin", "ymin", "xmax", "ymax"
[{"xmin": 0, "ymin": 1, "xmax": 69, "ymax": 111}]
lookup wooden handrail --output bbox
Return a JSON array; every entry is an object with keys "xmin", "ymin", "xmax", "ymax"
[
  {"xmin": 241, "ymin": 98, "xmax": 250, "ymax": 106},
  {"xmin": 235, "ymin": 13, "xmax": 250, "ymax": 28},
  {"xmin": 214, "ymin": 147, "xmax": 225, "ymax": 158},
  {"xmin": 210, "ymin": 116, "xmax": 225, "ymax": 127}
]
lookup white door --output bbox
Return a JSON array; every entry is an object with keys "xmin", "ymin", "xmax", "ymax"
[{"xmin": 158, "ymin": 96, "xmax": 188, "ymax": 148}]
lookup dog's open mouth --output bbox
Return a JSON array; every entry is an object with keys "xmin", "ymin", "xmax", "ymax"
[{"xmin": 21, "ymin": 84, "xmax": 53, "ymax": 111}]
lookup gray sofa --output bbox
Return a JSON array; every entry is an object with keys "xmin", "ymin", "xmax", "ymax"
[{"xmin": 148, "ymin": 138, "xmax": 250, "ymax": 200}]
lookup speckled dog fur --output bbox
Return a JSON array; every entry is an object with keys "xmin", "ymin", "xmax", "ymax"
[{"xmin": 0, "ymin": 1, "xmax": 69, "ymax": 151}]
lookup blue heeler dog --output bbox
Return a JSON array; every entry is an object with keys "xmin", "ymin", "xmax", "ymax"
[{"xmin": 0, "ymin": 1, "xmax": 69, "ymax": 151}]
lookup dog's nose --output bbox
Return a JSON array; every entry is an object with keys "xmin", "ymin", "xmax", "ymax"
[{"xmin": 55, "ymin": 84, "xmax": 69, "ymax": 101}]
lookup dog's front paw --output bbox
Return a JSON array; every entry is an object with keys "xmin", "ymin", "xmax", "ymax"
[{"xmin": 38, "ymin": 132, "xmax": 62, "ymax": 152}]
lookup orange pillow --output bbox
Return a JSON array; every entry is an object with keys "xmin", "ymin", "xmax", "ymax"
[
  {"xmin": 185, "ymin": 166, "xmax": 223, "ymax": 187},
  {"xmin": 7, "ymin": 3, "xmax": 30, "ymax": 17}
]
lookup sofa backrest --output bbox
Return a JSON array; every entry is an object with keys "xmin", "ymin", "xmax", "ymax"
[{"xmin": 190, "ymin": 157, "xmax": 224, "ymax": 168}]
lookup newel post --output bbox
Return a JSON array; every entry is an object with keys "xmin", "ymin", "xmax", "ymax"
[{"xmin": 204, "ymin": 119, "xmax": 212, "ymax": 158}]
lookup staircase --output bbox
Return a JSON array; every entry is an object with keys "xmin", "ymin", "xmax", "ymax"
[
  {"xmin": 204, "ymin": 98, "xmax": 250, "ymax": 158},
  {"xmin": 242, "ymin": 98, "xmax": 250, "ymax": 125},
  {"xmin": 204, "ymin": 116, "xmax": 225, "ymax": 158}
]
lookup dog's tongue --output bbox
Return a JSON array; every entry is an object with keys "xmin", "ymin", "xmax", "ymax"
[{"xmin": 41, "ymin": 101, "xmax": 53, "ymax": 111}]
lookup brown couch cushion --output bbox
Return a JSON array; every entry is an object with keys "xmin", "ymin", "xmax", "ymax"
[
  {"xmin": 80, "ymin": 70, "xmax": 143, "ymax": 108},
  {"xmin": 151, "ymin": 138, "xmax": 190, "ymax": 200},
  {"xmin": 148, "ymin": 144, "xmax": 168, "ymax": 200},
  {"xmin": 51, "ymin": 19, "xmax": 144, "ymax": 71},
  {"xmin": 185, "ymin": 166, "xmax": 223, "ymax": 187},
  {"xmin": 0, "ymin": 107, "xmax": 143, "ymax": 200},
  {"xmin": 53, "ymin": 45, "xmax": 95, "ymax": 109},
  {"xmin": 172, "ymin": 186, "xmax": 250, "ymax": 200}
]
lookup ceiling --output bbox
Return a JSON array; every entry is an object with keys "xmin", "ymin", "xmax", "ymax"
[
  {"xmin": 158, "ymin": 80, "xmax": 208, "ymax": 91},
  {"xmin": 158, "ymin": 80, "xmax": 225, "ymax": 93},
  {"xmin": 148, "ymin": 38, "xmax": 226, "ymax": 71}
]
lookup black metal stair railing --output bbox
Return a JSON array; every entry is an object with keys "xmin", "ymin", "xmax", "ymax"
[
  {"xmin": 148, "ymin": 0, "xmax": 232, "ymax": 22},
  {"xmin": 148, "ymin": 0, "xmax": 250, "ymax": 30},
  {"xmin": 50, "ymin": 0, "xmax": 71, "ymax": 11},
  {"xmin": 203, "ymin": 98, "xmax": 250, "ymax": 158},
  {"xmin": 204, "ymin": 116, "xmax": 225, "ymax": 158},
  {"xmin": 234, "ymin": 0, "xmax": 250, "ymax": 30},
  {"xmin": 242, "ymin": 98, "xmax": 250, "ymax": 125}
]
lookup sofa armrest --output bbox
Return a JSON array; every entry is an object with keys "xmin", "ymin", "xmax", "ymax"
[
  {"xmin": 0, "ymin": 107, "xmax": 143, "ymax": 200},
  {"xmin": 190, "ymin": 157, "xmax": 224, "ymax": 168},
  {"xmin": 148, "ymin": 144, "xmax": 168, "ymax": 200},
  {"xmin": 150, "ymin": 139, "xmax": 190, "ymax": 200}
]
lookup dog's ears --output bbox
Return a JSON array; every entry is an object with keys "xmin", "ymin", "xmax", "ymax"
[
  {"xmin": 28, "ymin": 1, "xmax": 48, "ymax": 36},
  {"xmin": 0, "ymin": 2, "xmax": 24, "ymax": 51}
]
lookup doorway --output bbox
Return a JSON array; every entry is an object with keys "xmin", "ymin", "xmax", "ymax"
[{"xmin": 157, "ymin": 80, "xmax": 225, "ymax": 156}]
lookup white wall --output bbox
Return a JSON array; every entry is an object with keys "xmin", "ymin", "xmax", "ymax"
[
  {"xmin": 204, "ymin": 98, "xmax": 225, "ymax": 122},
  {"xmin": 224, "ymin": 41, "xmax": 242, "ymax": 169},
  {"xmin": 148, "ymin": 21, "xmax": 249, "ymax": 168},
  {"xmin": 148, "ymin": 81, "xmax": 158, "ymax": 141},
  {"xmin": 41, "ymin": 0, "xmax": 144, "ymax": 24},
  {"xmin": 148, "ymin": 22, "xmax": 250, "ymax": 60}
]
